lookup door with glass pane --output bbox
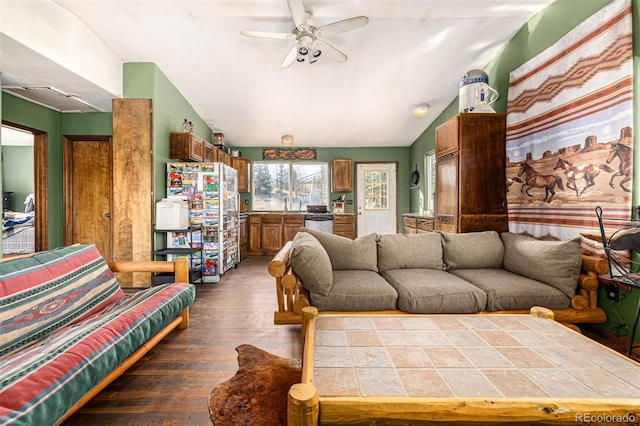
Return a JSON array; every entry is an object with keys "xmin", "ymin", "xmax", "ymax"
[{"xmin": 356, "ymin": 163, "xmax": 397, "ymax": 237}]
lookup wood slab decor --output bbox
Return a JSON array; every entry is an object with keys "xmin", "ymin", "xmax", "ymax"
[
  {"xmin": 208, "ymin": 344, "xmax": 301, "ymax": 426},
  {"xmin": 263, "ymin": 148, "xmax": 316, "ymax": 160}
]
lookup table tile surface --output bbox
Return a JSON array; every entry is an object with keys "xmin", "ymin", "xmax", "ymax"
[{"xmin": 313, "ymin": 315, "xmax": 640, "ymax": 399}]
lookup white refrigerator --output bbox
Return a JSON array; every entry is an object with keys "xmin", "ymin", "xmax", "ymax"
[{"xmin": 166, "ymin": 162, "xmax": 239, "ymax": 282}]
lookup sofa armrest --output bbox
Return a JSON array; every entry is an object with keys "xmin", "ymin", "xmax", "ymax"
[
  {"xmin": 577, "ymin": 254, "xmax": 608, "ymax": 311},
  {"xmin": 269, "ymin": 241, "xmax": 307, "ymax": 324},
  {"xmin": 108, "ymin": 257, "xmax": 189, "ymax": 283}
]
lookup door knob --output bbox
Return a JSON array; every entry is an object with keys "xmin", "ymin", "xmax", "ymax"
[{"xmin": 103, "ymin": 212, "xmax": 111, "ymax": 218}]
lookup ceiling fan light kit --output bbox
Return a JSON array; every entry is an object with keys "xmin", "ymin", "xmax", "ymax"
[{"xmin": 241, "ymin": 0, "xmax": 368, "ymax": 68}]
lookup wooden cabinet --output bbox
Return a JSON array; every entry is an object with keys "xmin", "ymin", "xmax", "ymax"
[
  {"xmin": 203, "ymin": 141, "xmax": 217, "ymax": 162},
  {"xmin": 239, "ymin": 216, "xmax": 248, "ymax": 260},
  {"xmin": 434, "ymin": 113, "xmax": 508, "ymax": 234},
  {"xmin": 248, "ymin": 213, "xmax": 303, "ymax": 255},
  {"xmin": 260, "ymin": 215, "xmax": 283, "ymax": 253},
  {"xmin": 333, "ymin": 214, "xmax": 356, "ymax": 239},
  {"xmin": 169, "ymin": 132, "xmax": 204, "ymax": 162},
  {"xmin": 283, "ymin": 214, "xmax": 304, "ymax": 243},
  {"xmin": 248, "ymin": 215, "xmax": 262, "ymax": 253},
  {"xmin": 331, "ymin": 158, "xmax": 353, "ymax": 193},
  {"xmin": 232, "ymin": 156, "xmax": 250, "ymax": 193},
  {"xmin": 403, "ymin": 216, "xmax": 434, "ymax": 234}
]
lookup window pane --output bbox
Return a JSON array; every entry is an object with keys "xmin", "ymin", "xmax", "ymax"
[
  {"xmin": 363, "ymin": 169, "xmax": 390, "ymax": 211},
  {"xmin": 292, "ymin": 163, "xmax": 328, "ymax": 210},
  {"xmin": 253, "ymin": 162, "xmax": 289, "ymax": 210},
  {"xmin": 252, "ymin": 161, "xmax": 329, "ymax": 211}
]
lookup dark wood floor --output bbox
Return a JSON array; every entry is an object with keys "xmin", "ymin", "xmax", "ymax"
[
  {"xmin": 64, "ymin": 256, "xmax": 639, "ymax": 425},
  {"xmin": 65, "ymin": 256, "xmax": 301, "ymax": 425}
]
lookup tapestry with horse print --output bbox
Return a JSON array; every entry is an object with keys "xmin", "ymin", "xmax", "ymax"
[{"xmin": 505, "ymin": 0, "xmax": 633, "ymax": 241}]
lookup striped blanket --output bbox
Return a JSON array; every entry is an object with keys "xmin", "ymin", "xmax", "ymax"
[{"xmin": 0, "ymin": 244, "xmax": 196, "ymax": 425}]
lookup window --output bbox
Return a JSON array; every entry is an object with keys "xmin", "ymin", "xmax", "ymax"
[
  {"xmin": 252, "ymin": 161, "xmax": 329, "ymax": 211},
  {"xmin": 363, "ymin": 169, "xmax": 390, "ymax": 210},
  {"xmin": 425, "ymin": 151, "xmax": 436, "ymax": 214}
]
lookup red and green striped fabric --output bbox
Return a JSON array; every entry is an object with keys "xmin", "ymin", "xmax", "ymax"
[
  {"xmin": 0, "ymin": 245, "xmax": 196, "ymax": 426},
  {"xmin": 0, "ymin": 245, "xmax": 125, "ymax": 357}
]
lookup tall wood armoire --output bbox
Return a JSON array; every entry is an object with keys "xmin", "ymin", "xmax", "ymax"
[{"xmin": 434, "ymin": 113, "xmax": 508, "ymax": 233}]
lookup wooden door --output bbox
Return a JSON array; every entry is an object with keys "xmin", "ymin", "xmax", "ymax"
[
  {"xmin": 63, "ymin": 136, "xmax": 113, "ymax": 260},
  {"xmin": 435, "ymin": 153, "xmax": 459, "ymax": 233}
]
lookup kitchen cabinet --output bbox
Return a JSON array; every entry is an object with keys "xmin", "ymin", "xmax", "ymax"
[
  {"xmin": 248, "ymin": 215, "xmax": 262, "ymax": 253},
  {"xmin": 261, "ymin": 215, "xmax": 283, "ymax": 253},
  {"xmin": 203, "ymin": 141, "xmax": 217, "ymax": 162},
  {"xmin": 331, "ymin": 158, "xmax": 353, "ymax": 193},
  {"xmin": 247, "ymin": 213, "xmax": 303, "ymax": 255},
  {"xmin": 434, "ymin": 113, "xmax": 508, "ymax": 233},
  {"xmin": 232, "ymin": 156, "xmax": 250, "ymax": 193},
  {"xmin": 283, "ymin": 214, "xmax": 304, "ymax": 243},
  {"xmin": 403, "ymin": 215, "xmax": 434, "ymax": 234},
  {"xmin": 169, "ymin": 132, "xmax": 204, "ymax": 162},
  {"xmin": 239, "ymin": 214, "xmax": 248, "ymax": 260},
  {"xmin": 333, "ymin": 214, "xmax": 356, "ymax": 239}
]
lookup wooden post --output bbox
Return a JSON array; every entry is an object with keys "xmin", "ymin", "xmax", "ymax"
[
  {"xmin": 301, "ymin": 307, "xmax": 318, "ymax": 350},
  {"xmin": 530, "ymin": 306, "xmax": 555, "ymax": 320},
  {"xmin": 288, "ymin": 383, "xmax": 319, "ymax": 426}
]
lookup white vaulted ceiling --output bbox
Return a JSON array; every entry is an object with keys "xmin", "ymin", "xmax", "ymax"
[{"xmin": 0, "ymin": 0, "xmax": 556, "ymax": 147}]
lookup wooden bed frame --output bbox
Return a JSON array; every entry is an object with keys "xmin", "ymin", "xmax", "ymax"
[
  {"xmin": 0, "ymin": 253, "xmax": 191, "ymax": 425},
  {"xmin": 268, "ymin": 241, "xmax": 609, "ymax": 326}
]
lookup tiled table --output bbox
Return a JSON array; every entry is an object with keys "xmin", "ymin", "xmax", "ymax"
[{"xmin": 293, "ymin": 313, "xmax": 640, "ymax": 425}]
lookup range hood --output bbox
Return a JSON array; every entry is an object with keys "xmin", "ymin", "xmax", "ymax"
[{"xmin": 2, "ymin": 86, "xmax": 103, "ymax": 113}]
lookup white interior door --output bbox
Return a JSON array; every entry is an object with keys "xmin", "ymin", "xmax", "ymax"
[{"xmin": 356, "ymin": 163, "xmax": 397, "ymax": 237}]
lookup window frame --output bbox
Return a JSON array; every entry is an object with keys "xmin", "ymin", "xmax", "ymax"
[{"xmin": 251, "ymin": 160, "xmax": 329, "ymax": 212}]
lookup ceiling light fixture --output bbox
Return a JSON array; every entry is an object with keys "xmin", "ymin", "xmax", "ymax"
[
  {"xmin": 281, "ymin": 135, "xmax": 294, "ymax": 147},
  {"xmin": 411, "ymin": 103, "xmax": 430, "ymax": 119}
]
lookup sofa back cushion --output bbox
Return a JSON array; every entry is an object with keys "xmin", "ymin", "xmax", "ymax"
[
  {"xmin": 441, "ymin": 230, "xmax": 504, "ymax": 269},
  {"xmin": 377, "ymin": 233, "xmax": 443, "ymax": 272},
  {"xmin": 501, "ymin": 232, "xmax": 582, "ymax": 298},
  {"xmin": 290, "ymin": 232, "xmax": 333, "ymax": 296},
  {"xmin": 300, "ymin": 228, "xmax": 378, "ymax": 271},
  {"xmin": 0, "ymin": 244, "xmax": 125, "ymax": 356}
]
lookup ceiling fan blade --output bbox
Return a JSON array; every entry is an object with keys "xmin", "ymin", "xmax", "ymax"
[
  {"xmin": 314, "ymin": 39, "xmax": 347, "ymax": 63},
  {"xmin": 287, "ymin": 0, "xmax": 308, "ymax": 30},
  {"xmin": 314, "ymin": 16, "xmax": 369, "ymax": 38},
  {"xmin": 281, "ymin": 44, "xmax": 298, "ymax": 68},
  {"xmin": 240, "ymin": 30, "xmax": 295, "ymax": 40}
]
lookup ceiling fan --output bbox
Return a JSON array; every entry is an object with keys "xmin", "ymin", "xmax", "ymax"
[{"xmin": 240, "ymin": 0, "xmax": 369, "ymax": 68}]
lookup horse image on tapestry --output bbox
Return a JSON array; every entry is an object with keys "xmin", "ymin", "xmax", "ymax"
[
  {"xmin": 553, "ymin": 158, "xmax": 601, "ymax": 197},
  {"xmin": 518, "ymin": 162, "xmax": 564, "ymax": 202},
  {"xmin": 600, "ymin": 127, "xmax": 633, "ymax": 193}
]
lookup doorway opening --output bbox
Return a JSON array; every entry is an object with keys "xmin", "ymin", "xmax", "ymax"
[{"xmin": 1, "ymin": 121, "xmax": 48, "ymax": 254}]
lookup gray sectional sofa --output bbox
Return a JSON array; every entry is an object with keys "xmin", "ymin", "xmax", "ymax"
[{"xmin": 268, "ymin": 228, "xmax": 608, "ymax": 325}]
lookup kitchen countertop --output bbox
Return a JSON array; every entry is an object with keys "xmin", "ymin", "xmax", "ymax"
[
  {"xmin": 403, "ymin": 213, "xmax": 434, "ymax": 218},
  {"xmin": 248, "ymin": 211, "xmax": 355, "ymax": 215}
]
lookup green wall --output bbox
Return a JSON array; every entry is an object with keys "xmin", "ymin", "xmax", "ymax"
[
  {"xmin": 410, "ymin": 0, "xmax": 640, "ymax": 343},
  {"xmin": 2, "ymin": 145, "xmax": 34, "ymax": 211},
  {"xmin": 122, "ymin": 63, "xmax": 212, "ymax": 204}
]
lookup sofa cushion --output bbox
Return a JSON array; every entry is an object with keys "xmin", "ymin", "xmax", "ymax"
[
  {"xmin": 310, "ymin": 270, "xmax": 397, "ymax": 311},
  {"xmin": 290, "ymin": 232, "xmax": 333, "ymax": 296},
  {"xmin": 0, "ymin": 244, "xmax": 125, "ymax": 357},
  {"xmin": 377, "ymin": 233, "xmax": 443, "ymax": 272},
  {"xmin": 381, "ymin": 269, "xmax": 487, "ymax": 313},
  {"xmin": 300, "ymin": 228, "xmax": 378, "ymax": 272},
  {"xmin": 450, "ymin": 269, "xmax": 571, "ymax": 311},
  {"xmin": 440, "ymin": 230, "xmax": 504, "ymax": 269},
  {"xmin": 501, "ymin": 232, "xmax": 581, "ymax": 299},
  {"xmin": 0, "ymin": 282, "xmax": 195, "ymax": 426}
]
